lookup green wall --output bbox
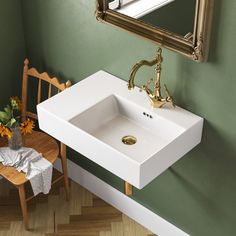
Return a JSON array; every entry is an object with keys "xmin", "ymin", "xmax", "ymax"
[
  {"xmin": 20, "ymin": 1, "xmax": 236, "ymax": 235},
  {"xmin": 0, "ymin": 0, "xmax": 26, "ymax": 107}
]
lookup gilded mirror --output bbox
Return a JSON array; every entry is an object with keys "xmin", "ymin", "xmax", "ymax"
[{"xmin": 96, "ymin": 0, "xmax": 213, "ymax": 62}]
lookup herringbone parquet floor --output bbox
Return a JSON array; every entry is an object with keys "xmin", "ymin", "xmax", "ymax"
[{"xmin": 0, "ymin": 173, "xmax": 155, "ymax": 236}]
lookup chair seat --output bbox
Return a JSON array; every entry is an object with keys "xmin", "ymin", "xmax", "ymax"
[{"xmin": 0, "ymin": 131, "xmax": 59, "ymax": 186}]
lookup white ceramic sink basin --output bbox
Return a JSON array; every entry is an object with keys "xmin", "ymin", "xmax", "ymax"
[
  {"xmin": 37, "ymin": 71, "xmax": 203, "ymax": 189},
  {"xmin": 69, "ymin": 94, "xmax": 184, "ymax": 164}
]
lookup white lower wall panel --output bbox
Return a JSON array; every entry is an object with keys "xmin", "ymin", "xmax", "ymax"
[{"xmin": 54, "ymin": 159, "xmax": 189, "ymax": 236}]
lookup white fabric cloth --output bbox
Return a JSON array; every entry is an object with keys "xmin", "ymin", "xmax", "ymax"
[{"xmin": 0, "ymin": 147, "xmax": 53, "ymax": 196}]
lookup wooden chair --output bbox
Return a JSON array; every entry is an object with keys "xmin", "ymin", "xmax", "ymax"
[{"xmin": 0, "ymin": 58, "xmax": 71, "ymax": 229}]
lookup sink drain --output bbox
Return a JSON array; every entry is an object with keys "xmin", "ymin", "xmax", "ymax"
[{"xmin": 122, "ymin": 135, "xmax": 137, "ymax": 145}]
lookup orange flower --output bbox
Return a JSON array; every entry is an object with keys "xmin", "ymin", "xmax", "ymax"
[
  {"xmin": 20, "ymin": 119, "xmax": 35, "ymax": 135},
  {"xmin": 0, "ymin": 124, "xmax": 13, "ymax": 139},
  {"xmin": 10, "ymin": 96, "xmax": 22, "ymax": 111}
]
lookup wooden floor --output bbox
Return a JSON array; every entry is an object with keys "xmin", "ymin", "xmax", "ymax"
[{"xmin": 0, "ymin": 173, "xmax": 155, "ymax": 236}]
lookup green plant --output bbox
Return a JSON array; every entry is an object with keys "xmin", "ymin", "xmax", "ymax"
[
  {"xmin": 0, "ymin": 96, "xmax": 21, "ymax": 129},
  {"xmin": 0, "ymin": 97, "xmax": 34, "ymax": 139}
]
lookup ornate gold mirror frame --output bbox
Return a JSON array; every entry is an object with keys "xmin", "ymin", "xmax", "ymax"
[{"xmin": 96, "ymin": 0, "xmax": 213, "ymax": 62}]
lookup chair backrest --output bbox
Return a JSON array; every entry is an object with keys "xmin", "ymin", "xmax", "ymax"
[{"xmin": 21, "ymin": 58, "xmax": 71, "ymax": 121}]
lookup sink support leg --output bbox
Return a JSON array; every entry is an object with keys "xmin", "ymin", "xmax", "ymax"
[{"xmin": 125, "ymin": 182, "xmax": 133, "ymax": 196}]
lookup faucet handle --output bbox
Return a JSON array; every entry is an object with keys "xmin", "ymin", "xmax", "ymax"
[
  {"xmin": 139, "ymin": 78, "xmax": 153, "ymax": 92},
  {"xmin": 164, "ymin": 84, "xmax": 175, "ymax": 107}
]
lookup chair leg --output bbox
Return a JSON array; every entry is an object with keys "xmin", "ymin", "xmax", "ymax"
[
  {"xmin": 60, "ymin": 143, "xmax": 70, "ymax": 201},
  {"xmin": 18, "ymin": 184, "xmax": 29, "ymax": 230}
]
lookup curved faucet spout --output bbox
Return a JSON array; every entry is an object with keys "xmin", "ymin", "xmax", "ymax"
[
  {"xmin": 127, "ymin": 48, "xmax": 175, "ymax": 109},
  {"xmin": 128, "ymin": 58, "xmax": 157, "ymax": 90}
]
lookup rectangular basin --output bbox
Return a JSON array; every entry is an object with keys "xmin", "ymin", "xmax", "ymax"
[
  {"xmin": 37, "ymin": 70, "xmax": 203, "ymax": 189},
  {"xmin": 70, "ymin": 94, "xmax": 184, "ymax": 164}
]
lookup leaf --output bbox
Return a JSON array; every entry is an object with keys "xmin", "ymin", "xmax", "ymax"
[
  {"xmin": 4, "ymin": 105, "xmax": 12, "ymax": 117},
  {"xmin": 0, "ymin": 111, "xmax": 10, "ymax": 123},
  {"xmin": 7, "ymin": 118, "xmax": 16, "ymax": 128}
]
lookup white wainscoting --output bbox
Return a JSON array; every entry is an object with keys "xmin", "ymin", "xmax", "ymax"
[{"xmin": 54, "ymin": 159, "xmax": 189, "ymax": 236}]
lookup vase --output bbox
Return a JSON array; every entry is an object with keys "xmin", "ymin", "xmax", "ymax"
[{"xmin": 8, "ymin": 125, "xmax": 22, "ymax": 150}]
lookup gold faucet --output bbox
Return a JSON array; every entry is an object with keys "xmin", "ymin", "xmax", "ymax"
[{"xmin": 128, "ymin": 48, "xmax": 175, "ymax": 108}]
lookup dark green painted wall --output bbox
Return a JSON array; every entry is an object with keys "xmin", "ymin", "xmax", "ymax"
[
  {"xmin": 19, "ymin": 1, "xmax": 236, "ymax": 235},
  {"xmin": 0, "ymin": 0, "xmax": 26, "ymax": 107}
]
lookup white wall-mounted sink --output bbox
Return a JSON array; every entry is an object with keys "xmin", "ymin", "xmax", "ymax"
[{"xmin": 37, "ymin": 71, "xmax": 203, "ymax": 189}]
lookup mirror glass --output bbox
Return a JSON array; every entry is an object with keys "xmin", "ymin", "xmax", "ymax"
[
  {"xmin": 108, "ymin": 0, "xmax": 196, "ymax": 37},
  {"xmin": 97, "ymin": 0, "xmax": 213, "ymax": 61}
]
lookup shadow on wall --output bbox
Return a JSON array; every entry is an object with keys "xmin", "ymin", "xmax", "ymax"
[
  {"xmin": 23, "ymin": 1, "xmax": 71, "ymax": 82},
  {"xmin": 169, "ymin": 0, "xmax": 223, "ymax": 111}
]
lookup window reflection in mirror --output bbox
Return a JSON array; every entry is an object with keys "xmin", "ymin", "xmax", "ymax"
[
  {"xmin": 109, "ymin": 0, "xmax": 137, "ymax": 10},
  {"xmin": 108, "ymin": 0, "xmax": 196, "ymax": 38}
]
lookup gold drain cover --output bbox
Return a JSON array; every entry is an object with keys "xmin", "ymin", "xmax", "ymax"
[{"xmin": 122, "ymin": 135, "xmax": 137, "ymax": 145}]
